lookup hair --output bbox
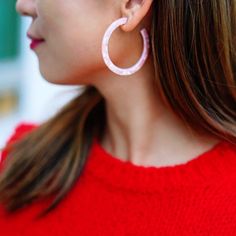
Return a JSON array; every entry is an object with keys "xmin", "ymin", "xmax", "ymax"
[{"xmin": 0, "ymin": 0, "xmax": 235, "ymax": 219}]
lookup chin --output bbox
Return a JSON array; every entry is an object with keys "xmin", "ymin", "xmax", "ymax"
[
  {"xmin": 41, "ymin": 72, "xmax": 79, "ymax": 86},
  {"xmin": 39, "ymin": 64, "xmax": 92, "ymax": 86},
  {"xmin": 42, "ymin": 76, "xmax": 69, "ymax": 85},
  {"xmin": 39, "ymin": 67, "xmax": 65, "ymax": 84}
]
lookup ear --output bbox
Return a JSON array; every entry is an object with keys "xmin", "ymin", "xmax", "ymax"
[{"xmin": 120, "ymin": 0, "xmax": 153, "ymax": 32}]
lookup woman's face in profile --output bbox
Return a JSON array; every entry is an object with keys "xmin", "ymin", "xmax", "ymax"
[{"xmin": 15, "ymin": 0, "xmax": 124, "ymax": 85}]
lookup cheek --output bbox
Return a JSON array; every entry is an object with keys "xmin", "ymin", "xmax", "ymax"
[
  {"xmin": 35, "ymin": 0, "xmax": 114, "ymax": 83},
  {"xmin": 53, "ymin": 19, "xmax": 103, "ymax": 66},
  {"xmin": 37, "ymin": 23, "xmax": 104, "ymax": 84},
  {"xmin": 54, "ymin": 15, "xmax": 105, "ymax": 64}
]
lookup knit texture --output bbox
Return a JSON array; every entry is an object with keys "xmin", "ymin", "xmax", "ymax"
[{"xmin": 0, "ymin": 122, "xmax": 236, "ymax": 235}]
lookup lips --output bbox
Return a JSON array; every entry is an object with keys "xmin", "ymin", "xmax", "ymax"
[
  {"xmin": 30, "ymin": 39, "xmax": 45, "ymax": 50},
  {"xmin": 27, "ymin": 32, "xmax": 45, "ymax": 50},
  {"xmin": 30, "ymin": 38, "xmax": 45, "ymax": 43}
]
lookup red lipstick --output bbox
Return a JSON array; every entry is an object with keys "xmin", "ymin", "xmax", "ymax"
[
  {"xmin": 27, "ymin": 32, "xmax": 45, "ymax": 50},
  {"xmin": 30, "ymin": 39, "xmax": 45, "ymax": 50}
]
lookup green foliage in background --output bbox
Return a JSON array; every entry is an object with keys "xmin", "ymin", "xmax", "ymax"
[{"xmin": 0, "ymin": 0, "xmax": 20, "ymax": 60}]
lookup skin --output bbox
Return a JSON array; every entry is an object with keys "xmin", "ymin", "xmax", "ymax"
[{"xmin": 16, "ymin": 0, "xmax": 220, "ymax": 167}]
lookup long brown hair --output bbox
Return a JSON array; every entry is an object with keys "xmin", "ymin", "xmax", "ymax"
[{"xmin": 0, "ymin": 0, "xmax": 235, "ymax": 219}]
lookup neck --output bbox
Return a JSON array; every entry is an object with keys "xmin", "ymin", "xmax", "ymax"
[{"xmin": 93, "ymin": 58, "xmax": 220, "ymax": 167}]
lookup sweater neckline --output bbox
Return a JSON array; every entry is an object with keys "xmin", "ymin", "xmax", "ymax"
[{"xmin": 84, "ymin": 139, "xmax": 236, "ymax": 192}]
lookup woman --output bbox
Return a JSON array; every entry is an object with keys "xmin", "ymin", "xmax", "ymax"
[{"xmin": 0, "ymin": 0, "xmax": 235, "ymax": 235}]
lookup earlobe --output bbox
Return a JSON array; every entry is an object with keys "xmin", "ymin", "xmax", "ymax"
[{"xmin": 120, "ymin": 0, "xmax": 153, "ymax": 32}]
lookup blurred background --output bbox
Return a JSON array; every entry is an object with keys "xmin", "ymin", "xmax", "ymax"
[{"xmin": 0, "ymin": 1, "xmax": 79, "ymax": 148}]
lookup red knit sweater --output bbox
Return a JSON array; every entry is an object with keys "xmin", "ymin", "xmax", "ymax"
[{"xmin": 1, "ymin": 122, "xmax": 236, "ymax": 235}]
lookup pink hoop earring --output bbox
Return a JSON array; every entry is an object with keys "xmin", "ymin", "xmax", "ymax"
[{"xmin": 102, "ymin": 17, "xmax": 150, "ymax": 76}]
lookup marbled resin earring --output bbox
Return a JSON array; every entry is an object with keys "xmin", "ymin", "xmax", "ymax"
[{"xmin": 102, "ymin": 17, "xmax": 150, "ymax": 76}]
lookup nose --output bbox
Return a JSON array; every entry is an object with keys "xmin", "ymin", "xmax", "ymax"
[{"xmin": 16, "ymin": 0, "xmax": 37, "ymax": 17}]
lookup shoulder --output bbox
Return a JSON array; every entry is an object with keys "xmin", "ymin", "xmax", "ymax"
[
  {"xmin": 221, "ymin": 140, "xmax": 236, "ymax": 159},
  {"xmin": 0, "ymin": 122, "xmax": 39, "ymax": 164},
  {"xmin": 3, "ymin": 122, "xmax": 39, "ymax": 145}
]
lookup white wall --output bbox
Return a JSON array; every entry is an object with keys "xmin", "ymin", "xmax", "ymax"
[{"xmin": 0, "ymin": 17, "xmax": 79, "ymax": 148}]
